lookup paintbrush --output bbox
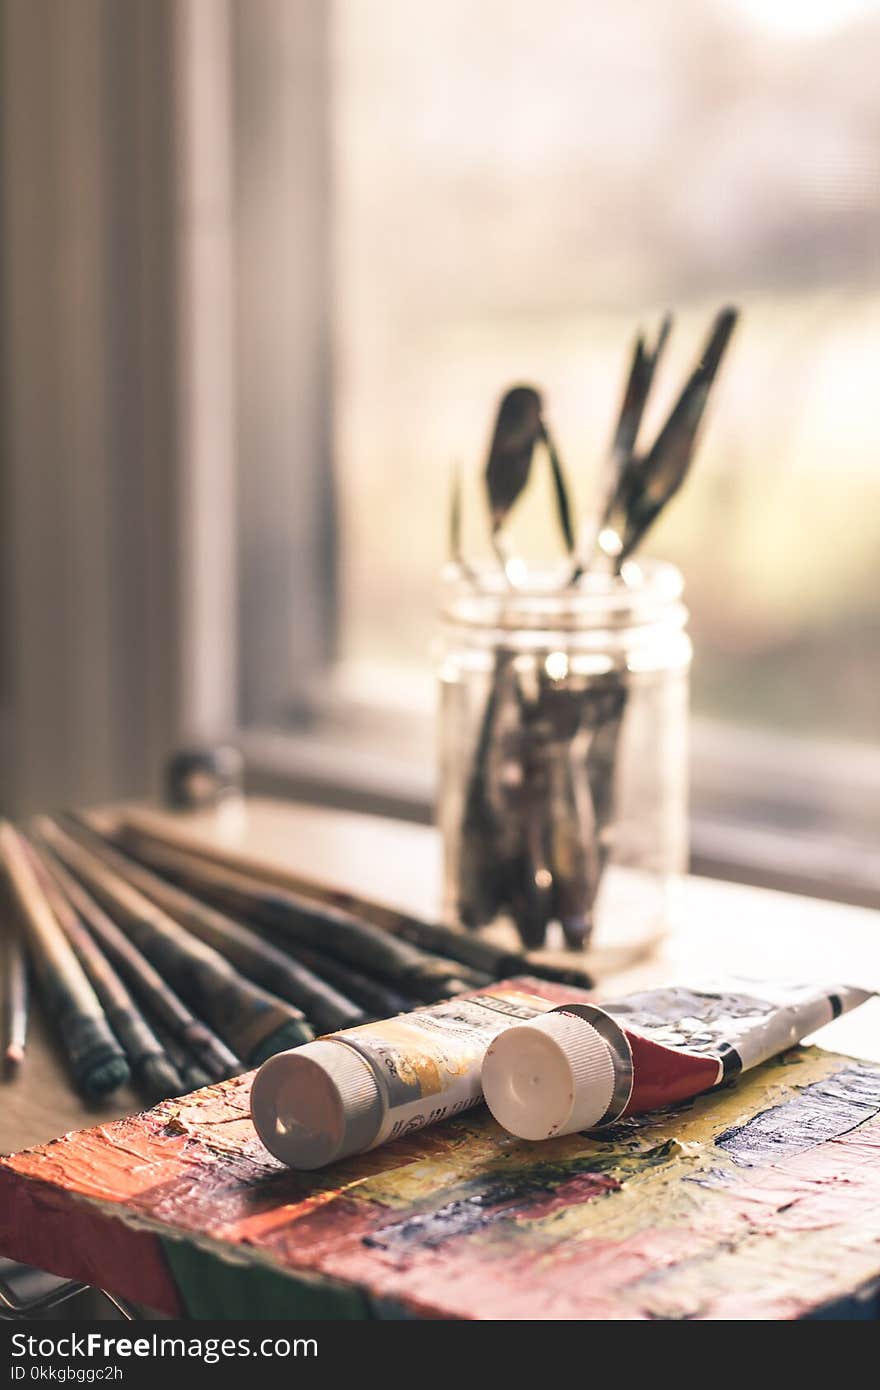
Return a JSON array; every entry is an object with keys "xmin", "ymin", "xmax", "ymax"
[
  {"xmin": 447, "ymin": 461, "xmax": 480, "ymax": 584},
  {"xmin": 485, "ymin": 385, "xmax": 545, "ymax": 586},
  {"xmin": 3, "ymin": 900, "xmax": 28, "ymax": 1074},
  {"xmin": 28, "ymin": 845, "xmax": 184, "ymax": 1100},
  {"xmin": 596, "ymin": 307, "xmax": 737, "ymax": 569},
  {"xmin": 69, "ymin": 815, "xmax": 489, "ymax": 1002},
  {"xmin": 570, "ymin": 313, "xmax": 672, "ymax": 580},
  {"xmin": 264, "ymin": 939, "xmax": 416, "ymax": 1018},
  {"xmin": 542, "ymin": 418, "xmax": 576, "ymax": 558},
  {"xmin": 111, "ymin": 812, "xmax": 595, "ymax": 988},
  {"xmin": 33, "ymin": 837, "xmax": 241, "ymax": 1081},
  {"xmin": 142, "ymin": 1014, "xmax": 213, "ymax": 1093},
  {"xmin": 0, "ymin": 822, "xmax": 130, "ymax": 1098},
  {"xmin": 454, "ymin": 388, "xmax": 540, "ymax": 926},
  {"xmin": 142, "ymin": 1014, "xmax": 213, "ymax": 1094},
  {"xmin": 80, "ymin": 836, "xmax": 366, "ymax": 1034},
  {"xmin": 537, "ymin": 315, "xmax": 692, "ymax": 942},
  {"xmin": 36, "ymin": 817, "xmax": 314, "ymax": 1066},
  {"xmin": 458, "ymin": 382, "xmax": 584, "ymax": 938},
  {"xmin": 553, "ymin": 312, "xmax": 722, "ymax": 945}
]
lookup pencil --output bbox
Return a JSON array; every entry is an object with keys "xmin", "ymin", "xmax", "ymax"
[
  {"xmin": 34, "ymin": 840, "xmax": 241, "ymax": 1082},
  {"xmin": 36, "ymin": 817, "xmax": 314, "ymax": 1065},
  {"xmin": 114, "ymin": 812, "xmax": 595, "ymax": 988},
  {"xmin": 0, "ymin": 822, "xmax": 130, "ymax": 1098},
  {"xmin": 28, "ymin": 845, "xmax": 184, "ymax": 1101},
  {"xmin": 4, "ymin": 916, "xmax": 28, "ymax": 1072}
]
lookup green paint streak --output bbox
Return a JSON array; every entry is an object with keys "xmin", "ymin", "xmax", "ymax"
[{"xmin": 160, "ymin": 1238, "xmax": 368, "ymax": 1320}]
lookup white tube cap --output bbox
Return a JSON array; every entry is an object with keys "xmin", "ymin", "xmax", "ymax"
[
  {"xmin": 481, "ymin": 1009, "xmax": 616, "ymax": 1140},
  {"xmin": 250, "ymin": 1040, "xmax": 384, "ymax": 1169}
]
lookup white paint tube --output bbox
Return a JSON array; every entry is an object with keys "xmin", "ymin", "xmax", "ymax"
[{"xmin": 250, "ymin": 986, "xmax": 557, "ymax": 1169}]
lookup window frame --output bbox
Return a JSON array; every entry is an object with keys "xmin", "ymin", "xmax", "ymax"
[{"xmin": 202, "ymin": 2, "xmax": 880, "ymax": 910}]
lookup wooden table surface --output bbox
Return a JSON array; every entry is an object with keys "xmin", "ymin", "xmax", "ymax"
[{"xmin": 3, "ymin": 796, "xmax": 879, "ymax": 1157}]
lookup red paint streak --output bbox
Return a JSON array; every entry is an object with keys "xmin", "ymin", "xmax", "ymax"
[{"xmin": 0, "ymin": 1166, "xmax": 183, "ymax": 1316}]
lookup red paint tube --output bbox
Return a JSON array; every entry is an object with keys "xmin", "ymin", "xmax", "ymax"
[{"xmin": 481, "ymin": 978, "xmax": 873, "ymax": 1140}]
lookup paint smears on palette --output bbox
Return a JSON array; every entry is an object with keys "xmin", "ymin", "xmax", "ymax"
[
  {"xmin": 1, "ymin": 1026, "xmax": 880, "ymax": 1318},
  {"xmin": 716, "ymin": 1063, "xmax": 880, "ymax": 1167}
]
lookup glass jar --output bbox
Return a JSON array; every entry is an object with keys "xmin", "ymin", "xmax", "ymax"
[{"xmin": 436, "ymin": 559, "xmax": 691, "ymax": 961}]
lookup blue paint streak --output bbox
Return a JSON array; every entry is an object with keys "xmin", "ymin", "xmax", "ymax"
[{"xmin": 716, "ymin": 1064, "xmax": 880, "ymax": 1168}]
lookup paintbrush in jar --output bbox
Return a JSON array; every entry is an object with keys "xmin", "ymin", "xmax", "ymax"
[
  {"xmin": 594, "ymin": 307, "xmax": 737, "ymax": 570},
  {"xmin": 570, "ymin": 314, "xmax": 672, "ymax": 581},
  {"xmin": 36, "ymin": 817, "xmax": 314, "ymax": 1065},
  {"xmin": 33, "ymin": 834, "xmax": 242, "ymax": 1081},
  {"xmin": 510, "ymin": 323, "xmax": 672, "ymax": 943},
  {"xmin": 557, "ymin": 312, "xmax": 736, "ymax": 938},
  {"xmin": 27, "ymin": 844, "xmax": 184, "ymax": 1100},
  {"xmin": 0, "ymin": 822, "xmax": 130, "ymax": 1098},
  {"xmin": 457, "ymin": 385, "xmax": 576, "ymax": 933},
  {"xmin": 543, "ymin": 417, "xmax": 576, "ymax": 559},
  {"xmin": 485, "ymin": 385, "xmax": 545, "ymax": 586},
  {"xmin": 489, "ymin": 309, "xmax": 735, "ymax": 948},
  {"xmin": 111, "ymin": 813, "xmax": 595, "ymax": 988}
]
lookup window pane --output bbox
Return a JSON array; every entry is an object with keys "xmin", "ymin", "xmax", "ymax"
[{"xmin": 332, "ymin": 0, "xmax": 880, "ymax": 743}]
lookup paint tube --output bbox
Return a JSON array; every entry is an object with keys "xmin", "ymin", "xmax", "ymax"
[
  {"xmin": 481, "ymin": 977, "xmax": 873, "ymax": 1140},
  {"xmin": 250, "ymin": 986, "xmax": 557, "ymax": 1168}
]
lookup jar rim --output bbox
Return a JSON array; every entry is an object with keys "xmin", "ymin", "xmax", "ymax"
[{"xmin": 440, "ymin": 557, "xmax": 685, "ymax": 633}]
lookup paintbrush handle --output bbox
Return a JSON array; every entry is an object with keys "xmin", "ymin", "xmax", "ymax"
[
  {"xmin": 93, "ymin": 817, "xmax": 487, "ymax": 999},
  {"xmin": 142, "ymin": 1012, "xmax": 212, "ymax": 1093},
  {"xmin": 114, "ymin": 813, "xmax": 594, "ymax": 989},
  {"xmin": 34, "ymin": 838, "xmax": 240, "ymax": 1081},
  {"xmin": 37, "ymin": 818, "xmax": 313, "ymax": 1065},
  {"xmin": 0, "ymin": 823, "xmax": 129, "ymax": 1098},
  {"xmin": 94, "ymin": 836, "xmax": 365, "ymax": 1033},
  {"xmin": 4, "ymin": 918, "xmax": 29, "ymax": 1070},
  {"xmin": 271, "ymin": 939, "xmax": 416, "ymax": 1018},
  {"xmin": 29, "ymin": 846, "xmax": 184, "ymax": 1100}
]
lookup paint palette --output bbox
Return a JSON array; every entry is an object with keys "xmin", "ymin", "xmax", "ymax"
[{"xmin": 0, "ymin": 992, "xmax": 878, "ymax": 1319}]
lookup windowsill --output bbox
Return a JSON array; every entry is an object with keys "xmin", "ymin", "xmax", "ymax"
[{"xmin": 239, "ymin": 678, "xmax": 880, "ymax": 910}]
